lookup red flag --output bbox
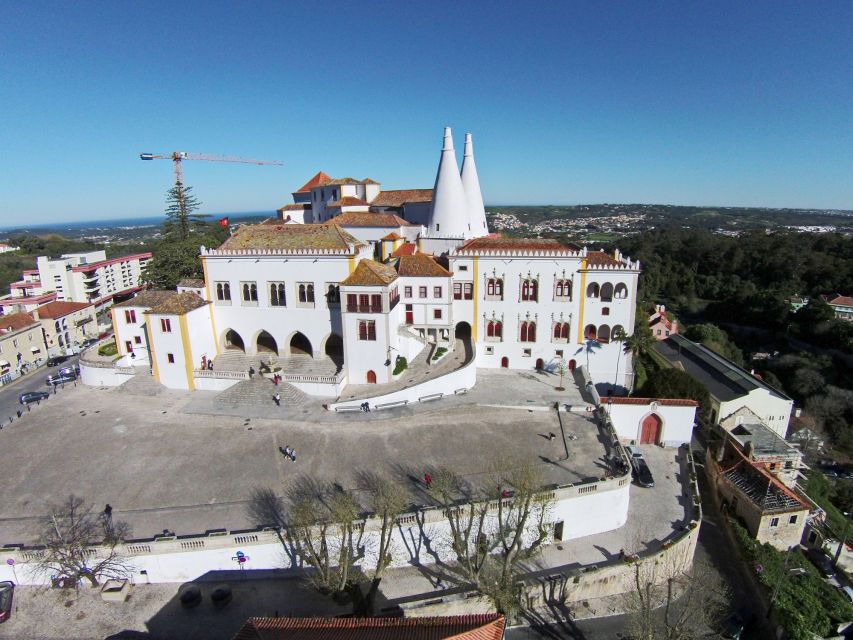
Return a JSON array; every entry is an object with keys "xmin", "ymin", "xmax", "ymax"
[{"xmin": 218, "ymin": 217, "xmax": 229, "ymax": 228}]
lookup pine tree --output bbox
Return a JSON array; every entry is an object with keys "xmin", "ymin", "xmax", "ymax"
[{"xmin": 163, "ymin": 182, "xmax": 205, "ymax": 241}]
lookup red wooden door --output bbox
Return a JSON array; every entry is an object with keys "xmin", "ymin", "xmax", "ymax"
[
  {"xmin": 640, "ymin": 414, "xmax": 662, "ymax": 444},
  {"xmin": 125, "ymin": 341, "xmax": 133, "ymax": 353},
  {"xmin": 405, "ymin": 305, "xmax": 413, "ymax": 324},
  {"xmin": 366, "ymin": 370, "xmax": 377, "ymax": 384},
  {"xmin": 501, "ymin": 357, "xmax": 509, "ymax": 368},
  {"xmin": 535, "ymin": 358, "xmax": 544, "ymax": 370},
  {"xmin": 568, "ymin": 359, "xmax": 576, "ymax": 371}
]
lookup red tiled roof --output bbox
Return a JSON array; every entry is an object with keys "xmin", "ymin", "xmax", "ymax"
[
  {"xmin": 397, "ymin": 254, "xmax": 451, "ymax": 277},
  {"xmin": 371, "ymin": 189, "xmax": 433, "ymax": 207},
  {"xmin": 231, "ymin": 615, "xmax": 506, "ymax": 640},
  {"xmin": 294, "ymin": 171, "xmax": 332, "ymax": 193},
  {"xmin": 0, "ymin": 311, "xmax": 38, "ymax": 332},
  {"xmin": 278, "ymin": 203, "xmax": 311, "ymax": 211},
  {"xmin": 586, "ymin": 251, "xmax": 621, "ymax": 267},
  {"xmin": 35, "ymin": 300, "xmax": 93, "ymax": 319},
  {"xmin": 456, "ymin": 235, "xmax": 579, "ymax": 254},
  {"xmin": 341, "ymin": 260, "xmax": 399, "ymax": 286},
  {"xmin": 380, "ymin": 232, "xmax": 403, "ymax": 241},
  {"xmin": 828, "ymin": 294, "xmax": 853, "ymax": 306},
  {"xmin": 327, "ymin": 197, "xmax": 368, "ymax": 207},
  {"xmin": 329, "ymin": 211, "xmax": 413, "ymax": 227},
  {"xmin": 607, "ymin": 397, "xmax": 698, "ymax": 407},
  {"xmin": 0, "ymin": 292, "xmax": 58, "ymax": 306},
  {"xmin": 391, "ymin": 242, "xmax": 417, "ymax": 257}
]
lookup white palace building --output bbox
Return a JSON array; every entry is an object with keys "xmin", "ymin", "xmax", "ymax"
[{"xmin": 103, "ymin": 128, "xmax": 641, "ymax": 402}]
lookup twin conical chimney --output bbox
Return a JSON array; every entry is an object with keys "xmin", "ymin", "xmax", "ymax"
[
  {"xmin": 461, "ymin": 133, "xmax": 489, "ymax": 237},
  {"xmin": 427, "ymin": 127, "xmax": 469, "ymax": 238}
]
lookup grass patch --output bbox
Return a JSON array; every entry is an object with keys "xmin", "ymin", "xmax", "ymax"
[
  {"xmin": 432, "ymin": 347, "xmax": 448, "ymax": 362},
  {"xmin": 393, "ymin": 357, "xmax": 408, "ymax": 376},
  {"xmin": 98, "ymin": 341, "xmax": 117, "ymax": 357}
]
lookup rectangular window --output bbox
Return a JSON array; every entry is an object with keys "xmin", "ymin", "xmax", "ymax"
[
  {"xmin": 485, "ymin": 346, "xmax": 494, "ymax": 355},
  {"xmin": 358, "ymin": 320, "xmax": 376, "ymax": 341},
  {"xmin": 433, "ymin": 309, "xmax": 442, "ymax": 319},
  {"xmin": 464, "ymin": 283, "xmax": 473, "ymax": 300},
  {"xmin": 419, "ymin": 286, "xmax": 427, "ymax": 299},
  {"xmin": 404, "ymin": 286, "xmax": 412, "ymax": 298},
  {"xmin": 555, "ymin": 349, "xmax": 564, "ymax": 357},
  {"xmin": 346, "ymin": 294, "xmax": 357, "ymax": 312},
  {"xmin": 602, "ymin": 307, "xmax": 610, "ymax": 316},
  {"xmin": 124, "ymin": 310, "xmax": 136, "ymax": 323},
  {"xmin": 370, "ymin": 294, "xmax": 382, "ymax": 313},
  {"xmin": 788, "ymin": 515, "xmax": 798, "ymax": 525},
  {"xmin": 459, "ymin": 265, "xmax": 468, "ymax": 271},
  {"xmin": 522, "ymin": 348, "xmax": 532, "ymax": 357},
  {"xmin": 160, "ymin": 318, "xmax": 172, "ymax": 333},
  {"xmin": 167, "ymin": 353, "xmax": 175, "ymax": 364},
  {"xmin": 134, "ymin": 336, "xmax": 142, "ymax": 344},
  {"xmin": 215, "ymin": 282, "xmax": 231, "ymax": 302},
  {"xmin": 269, "ymin": 282, "xmax": 286, "ymax": 307},
  {"xmin": 433, "ymin": 286, "xmax": 442, "ymax": 298},
  {"xmin": 770, "ymin": 517, "xmax": 779, "ymax": 528},
  {"xmin": 453, "ymin": 283, "xmax": 462, "ymax": 300}
]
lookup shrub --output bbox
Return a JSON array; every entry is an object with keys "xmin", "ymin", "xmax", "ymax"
[
  {"xmin": 98, "ymin": 341, "xmax": 117, "ymax": 357},
  {"xmin": 432, "ymin": 347, "xmax": 448, "ymax": 361},
  {"xmin": 393, "ymin": 357, "xmax": 408, "ymax": 376}
]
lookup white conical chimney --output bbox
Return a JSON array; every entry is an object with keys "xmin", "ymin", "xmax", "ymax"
[
  {"xmin": 460, "ymin": 132, "xmax": 489, "ymax": 238},
  {"xmin": 427, "ymin": 127, "xmax": 469, "ymax": 238}
]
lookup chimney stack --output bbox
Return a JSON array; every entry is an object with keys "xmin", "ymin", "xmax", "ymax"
[
  {"xmin": 426, "ymin": 127, "xmax": 469, "ymax": 238},
  {"xmin": 460, "ymin": 133, "xmax": 489, "ymax": 238}
]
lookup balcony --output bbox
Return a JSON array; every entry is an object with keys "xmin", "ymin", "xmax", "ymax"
[{"xmin": 346, "ymin": 304, "xmax": 383, "ymax": 314}]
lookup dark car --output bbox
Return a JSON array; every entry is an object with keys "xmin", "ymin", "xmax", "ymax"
[
  {"xmin": 806, "ymin": 548, "xmax": 835, "ymax": 579},
  {"xmin": 46, "ymin": 355, "xmax": 67, "ymax": 367},
  {"xmin": 635, "ymin": 459, "xmax": 655, "ymax": 488},
  {"xmin": 45, "ymin": 372, "xmax": 75, "ymax": 386},
  {"xmin": 58, "ymin": 366, "xmax": 79, "ymax": 378},
  {"xmin": 0, "ymin": 581, "xmax": 14, "ymax": 623},
  {"xmin": 19, "ymin": 391, "xmax": 50, "ymax": 405}
]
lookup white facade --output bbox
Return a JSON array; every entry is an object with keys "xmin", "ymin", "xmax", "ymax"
[
  {"xmin": 602, "ymin": 398, "xmax": 698, "ymax": 447},
  {"xmin": 716, "ymin": 388, "xmax": 794, "ymax": 439}
]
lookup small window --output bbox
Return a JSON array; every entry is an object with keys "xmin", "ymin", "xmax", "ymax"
[
  {"xmin": 404, "ymin": 286, "xmax": 412, "ymax": 298},
  {"xmin": 459, "ymin": 265, "xmax": 468, "ymax": 272},
  {"xmin": 167, "ymin": 353, "xmax": 175, "ymax": 364},
  {"xmin": 419, "ymin": 286, "xmax": 427, "ymax": 299},
  {"xmin": 134, "ymin": 336, "xmax": 142, "ymax": 344},
  {"xmin": 433, "ymin": 309, "xmax": 442, "ymax": 320},
  {"xmin": 124, "ymin": 310, "xmax": 136, "ymax": 323},
  {"xmin": 788, "ymin": 515, "xmax": 798, "ymax": 525},
  {"xmin": 555, "ymin": 350, "xmax": 563, "ymax": 357},
  {"xmin": 453, "ymin": 283, "xmax": 462, "ymax": 300},
  {"xmin": 485, "ymin": 346, "xmax": 494, "ymax": 354},
  {"xmin": 160, "ymin": 318, "xmax": 172, "ymax": 333},
  {"xmin": 433, "ymin": 286, "xmax": 442, "ymax": 298},
  {"xmin": 522, "ymin": 348, "xmax": 532, "ymax": 357},
  {"xmin": 602, "ymin": 307, "xmax": 610, "ymax": 316},
  {"xmin": 464, "ymin": 283, "xmax": 473, "ymax": 300},
  {"xmin": 770, "ymin": 517, "xmax": 779, "ymax": 528},
  {"xmin": 358, "ymin": 320, "xmax": 376, "ymax": 341}
]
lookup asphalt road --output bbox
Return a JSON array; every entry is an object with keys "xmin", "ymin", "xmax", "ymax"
[{"xmin": 0, "ymin": 354, "xmax": 80, "ymax": 425}]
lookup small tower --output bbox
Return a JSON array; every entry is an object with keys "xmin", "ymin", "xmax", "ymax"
[
  {"xmin": 460, "ymin": 132, "xmax": 489, "ymax": 238},
  {"xmin": 427, "ymin": 127, "xmax": 469, "ymax": 238}
]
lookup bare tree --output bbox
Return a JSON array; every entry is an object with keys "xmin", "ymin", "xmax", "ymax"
[
  {"xmin": 553, "ymin": 360, "xmax": 568, "ymax": 391},
  {"xmin": 32, "ymin": 495, "xmax": 132, "ymax": 588},
  {"xmin": 624, "ymin": 556, "xmax": 729, "ymax": 640},
  {"xmin": 358, "ymin": 471, "xmax": 409, "ymax": 613}
]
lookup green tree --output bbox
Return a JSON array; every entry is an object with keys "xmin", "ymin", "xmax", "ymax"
[
  {"xmin": 163, "ymin": 182, "xmax": 205, "ymax": 241},
  {"xmin": 683, "ymin": 323, "xmax": 744, "ymax": 366},
  {"xmin": 637, "ymin": 368, "xmax": 711, "ymax": 422},
  {"xmin": 612, "ymin": 325, "xmax": 628, "ymax": 390}
]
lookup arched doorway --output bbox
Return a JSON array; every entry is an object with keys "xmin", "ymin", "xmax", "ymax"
[
  {"xmin": 256, "ymin": 330, "xmax": 278, "ymax": 355},
  {"xmin": 455, "ymin": 321, "xmax": 471, "ymax": 341},
  {"xmin": 224, "ymin": 329, "xmax": 245, "ymax": 352},
  {"xmin": 366, "ymin": 370, "xmax": 377, "ymax": 384},
  {"xmin": 568, "ymin": 359, "xmax": 576, "ymax": 371},
  {"xmin": 501, "ymin": 356, "xmax": 509, "ymax": 368},
  {"xmin": 535, "ymin": 358, "xmax": 544, "ymax": 370},
  {"xmin": 640, "ymin": 414, "xmax": 662, "ymax": 444},
  {"xmin": 289, "ymin": 332, "xmax": 313, "ymax": 357},
  {"xmin": 324, "ymin": 334, "xmax": 343, "ymax": 367}
]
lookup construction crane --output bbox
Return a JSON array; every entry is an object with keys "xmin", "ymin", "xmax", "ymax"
[{"xmin": 139, "ymin": 151, "xmax": 283, "ymax": 185}]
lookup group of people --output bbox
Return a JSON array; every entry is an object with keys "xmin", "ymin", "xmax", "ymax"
[
  {"xmin": 199, "ymin": 355, "xmax": 214, "ymax": 371},
  {"xmin": 279, "ymin": 446, "xmax": 296, "ymax": 462},
  {"xmin": 360, "ymin": 402, "xmax": 371, "ymax": 412}
]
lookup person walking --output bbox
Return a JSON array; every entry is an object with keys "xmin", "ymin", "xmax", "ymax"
[
  {"xmin": 424, "ymin": 473, "xmax": 432, "ymax": 489},
  {"xmin": 248, "ymin": 366, "xmax": 255, "ymax": 379},
  {"xmin": 289, "ymin": 448, "xmax": 296, "ymax": 462},
  {"xmin": 273, "ymin": 374, "xmax": 279, "ymax": 386},
  {"xmin": 273, "ymin": 392, "xmax": 281, "ymax": 406}
]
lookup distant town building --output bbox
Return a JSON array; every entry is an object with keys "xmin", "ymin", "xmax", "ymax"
[
  {"xmin": 0, "ymin": 311, "xmax": 45, "ymax": 379},
  {"xmin": 0, "ymin": 250, "xmax": 151, "ymax": 316},
  {"xmin": 648, "ymin": 304, "xmax": 678, "ymax": 340},
  {"xmin": 652, "ymin": 334, "xmax": 794, "ymax": 437},
  {"xmin": 824, "ymin": 294, "xmax": 853, "ymax": 321},
  {"xmin": 33, "ymin": 300, "xmax": 98, "ymax": 356},
  {"xmin": 786, "ymin": 295, "xmax": 809, "ymax": 312},
  {"xmin": 0, "ymin": 243, "xmax": 19, "ymax": 254}
]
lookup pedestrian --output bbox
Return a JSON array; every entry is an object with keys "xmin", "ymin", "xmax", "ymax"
[
  {"xmin": 548, "ymin": 432, "xmax": 556, "ymax": 441},
  {"xmin": 273, "ymin": 374, "xmax": 279, "ymax": 386},
  {"xmin": 424, "ymin": 473, "xmax": 432, "ymax": 488},
  {"xmin": 104, "ymin": 504, "xmax": 113, "ymax": 520},
  {"xmin": 248, "ymin": 366, "xmax": 255, "ymax": 379},
  {"xmin": 289, "ymin": 449, "xmax": 296, "ymax": 462},
  {"xmin": 281, "ymin": 446, "xmax": 290, "ymax": 458},
  {"xmin": 274, "ymin": 392, "xmax": 281, "ymax": 406},
  {"xmin": 208, "ymin": 360, "xmax": 213, "ymax": 371},
  {"xmin": 364, "ymin": 402, "xmax": 371, "ymax": 413},
  {"xmin": 501, "ymin": 489, "xmax": 510, "ymax": 499}
]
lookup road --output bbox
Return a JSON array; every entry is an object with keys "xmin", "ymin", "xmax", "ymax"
[{"xmin": 0, "ymin": 353, "xmax": 81, "ymax": 425}]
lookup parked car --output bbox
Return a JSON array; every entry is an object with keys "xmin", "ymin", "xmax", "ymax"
[
  {"xmin": 45, "ymin": 372, "xmax": 75, "ymax": 386},
  {"xmin": 806, "ymin": 548, "xmax": 836, "ymax": 579},
  {"xmin": 839, "ymin": 585, "xmax": 853, "ymax": 603},
  {"xmin": 635, "ymin": 459, "xmax": 655, "ymax": 488},
  {"xmin": 19, "ymin": 391, "xmax": 50, "ymax": 405},
  {"xmin": 625, "ymin": 445, "xmax": 643, "ymax": 472},
  {"xmin": 0, "ymin": 581, "xmax": 14, "ymax": 623},
  {"xmin": 58, "ymin": 366, "xmax": 79, "ymax": 378},
  {"xmin": 46, "ymin": 355, "xmax": 67, "ymax": 367}
]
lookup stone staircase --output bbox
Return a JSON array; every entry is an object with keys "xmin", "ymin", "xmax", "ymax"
[
  {"xmin": 213, "ymin": 377, "xmax": 307, "ymax": 407},
  {"xmin": 212, "ymin": 350, "xmax": 339, "ymax": 378},
  {"xmin": 113, "ymin": 370, "xmax": 166, "ymax": 396}
]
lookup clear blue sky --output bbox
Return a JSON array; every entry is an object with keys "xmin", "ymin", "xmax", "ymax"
[{"xmin": 2, "ymin": 1, "xmax": 852, "ymax": 224}]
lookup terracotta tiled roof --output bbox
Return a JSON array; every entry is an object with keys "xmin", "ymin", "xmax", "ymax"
[
  {"xmin": 391, "ymin": 242, "xmax": 417, "ymax": 257},
  {"xmin": 327, "ymin": 197, "xmax": 368, "ymax": 207},
  {"xmin": 148, "ymin": 292, "xmax": 207, "ymax": 315},
  {"xmin": 456, "ymin": 235, "xmax": 579, "ymax": 255},
  {"xmin": 371, "ymin": 189, "xmax": 433, "ymax": 206},
  {"xmin": 329, "ymin": 211, "xmax": 413, "ymax": 227},
  {"xmin": 828, "ymin": 294, "xmax": 853, "ymax": 306},
  {"xmin": 278, "ymin": 203, "xmax": 311, "ymax": 211},
  {"xmin": 607, "ymin": 397, "xmax": 699, "ymax": 407},
  {"xmin": 324, "ymin": 177, "xmax": 378, "ymax": 186},
  {"xmin": 294, "ymin": 171, "xmax": 332, "ymax": 193},
  {"xmin": 35, "ymin": 300, "xmax": 93, "ymax": 319},
  {"xmin": 397, "ymin": 254, "xmax": 451, "ymax": 278},
  {"xmin": 0, "ymin": 311, "xmax": 38, "ymax": 332},
  {"xmin": 217, "ymin": 224, "xmax": 364, "ymax": 253},
  {"xmin": 231, "ymin": 615, "xmax": 506, "ymax": 640},
  {"xmin": 341, "ymin": 260, "xmax": 399, "ymax": 287},
  {"xmin": 586, "ymin": 251, "xmax": 621, "ymax": 267},
  {"xmin": 177, "ymin": 278, "xmax": 205, "ymax": 288},
  {"xmin": 113, "ymin": 290, "xmax": 180, "ymax": 309},
  {"xmin": 380, "ymin": 232, "xmax": 403, "ymax": 241}
]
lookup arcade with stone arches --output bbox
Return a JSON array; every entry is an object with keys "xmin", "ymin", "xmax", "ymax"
[{"xmin": 219, "ymin": 328, "xmax": 344, "ymax": 362}]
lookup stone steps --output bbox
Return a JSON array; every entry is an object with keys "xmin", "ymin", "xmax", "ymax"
[
  {"xmin": 113, "ymin": 371, "xmax": 166, "ymax": 396},
  {"xmin": 214, "ymin": 378, "xmax": 307, "ymax": 407}
]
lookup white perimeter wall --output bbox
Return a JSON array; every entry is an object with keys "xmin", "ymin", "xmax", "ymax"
[
  {"xmin": 79, "ymin": 361, "xmax": 134, "ymax": 387},
  {"xmin": 603, "ymin": 402, "xmax": 697, "ymax": 447}
]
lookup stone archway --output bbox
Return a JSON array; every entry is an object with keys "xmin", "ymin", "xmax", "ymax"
[
  {"xmin": 256, "ymin": 330, "xmax": 278, "ymax": 355},
  {"xmin": 289, "ymin": 332, "xmax": 313, "ymax": 357},
  {"xmin": 223, "ymin": 329, "xmax": 245, "ymax": 352},
  {"xmin": 323, "ymin": 333, "xmax": 343, "ymax": 368},
  {"xmin": 640, "ymin": 413, "xmax": 663, "ymax": 444},
  {"xmin": 455, "ymin": 321, "xmax": 471, "ymax": 341}
]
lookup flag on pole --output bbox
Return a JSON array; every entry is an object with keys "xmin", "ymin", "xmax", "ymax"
[{"xmin": 218, "ymin": 217, "xmax": 229, "ymax": 228}]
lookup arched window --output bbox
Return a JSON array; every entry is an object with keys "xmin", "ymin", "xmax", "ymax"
[
  {"xmin": 270, "ymin": 283, "xmax": 286, "ymax": 306},
  {"xmin": 307, "ymin": 284, "xmax": 315, "ymax": 303},
  {"xmin": 520, "ymin": 321, "xmax": 536, "ymax": 342},
  {"xmin": 601, "ymin": 283, "xmax": 614, "ymax": 302},
  {"xmin": 242, "ymin": 282, "xmax": 257, "ymax": 302},
  {"xmin": 521, "ymin": 279, "xmax": 538, "ymax": 302},
  {"xmin": 326, "ymin": 284, "xmax": 340, "ymax": 304},
  {"xmin": 586, "ymin": 283, "xmax": 600, "ymax": 298},
  {"xmin": 584, "ymin": 324, "xmax": 597, "ymax": 340},
  {"xmin": 555, "ymin": 279, "xmax": 572, "ymax": 300},
  {"xmin": 486, "ymin": 278, "xmax": 503, "ymax": 299},
  {"xmin": 216, "ymin": 282, "xmax": 231, "ymax": 301},
  {"xmin": 553, "ymin": 322, "xmax": 570, "ymax": 342},
  {"xmin": 614, "ymin": 283, "xmax": 628, "ymax": 299},
  {"xmin": 299, "ymin": 284, "xmax": 307, "ymax": 303},
  {"xmin": 486, "ymin": 320, "xmax": 503, "ymax": 340},
  {"xmin": 597, "ymin": 324, "xmax": 611, "ymax": 344},
  {"xmin": 612, "ymin": 325, "xmax": 625, "ymax": 340}
]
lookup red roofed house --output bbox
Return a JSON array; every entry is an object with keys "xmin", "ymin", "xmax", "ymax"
[
  {"xmin": 34, "ymin": 300, "xmax": 97, "ymax": 356},
  {"xmin": 648, "ymin": 304, "xmax": 678, "ymax": 340},
  {"xmin": 231, "ymin": 614, "xmax": 506, "ymax": 640},
  {"xmin": 825, "ymin": 294, "xmax": 853, "ymax": 321},
  {"xmin": 602, "ymin": 397, "xmax": 698, "ymax": 446},
  {"xmin": 0, "ymin": 311, "xmax": 45, "ymax": 377}
]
